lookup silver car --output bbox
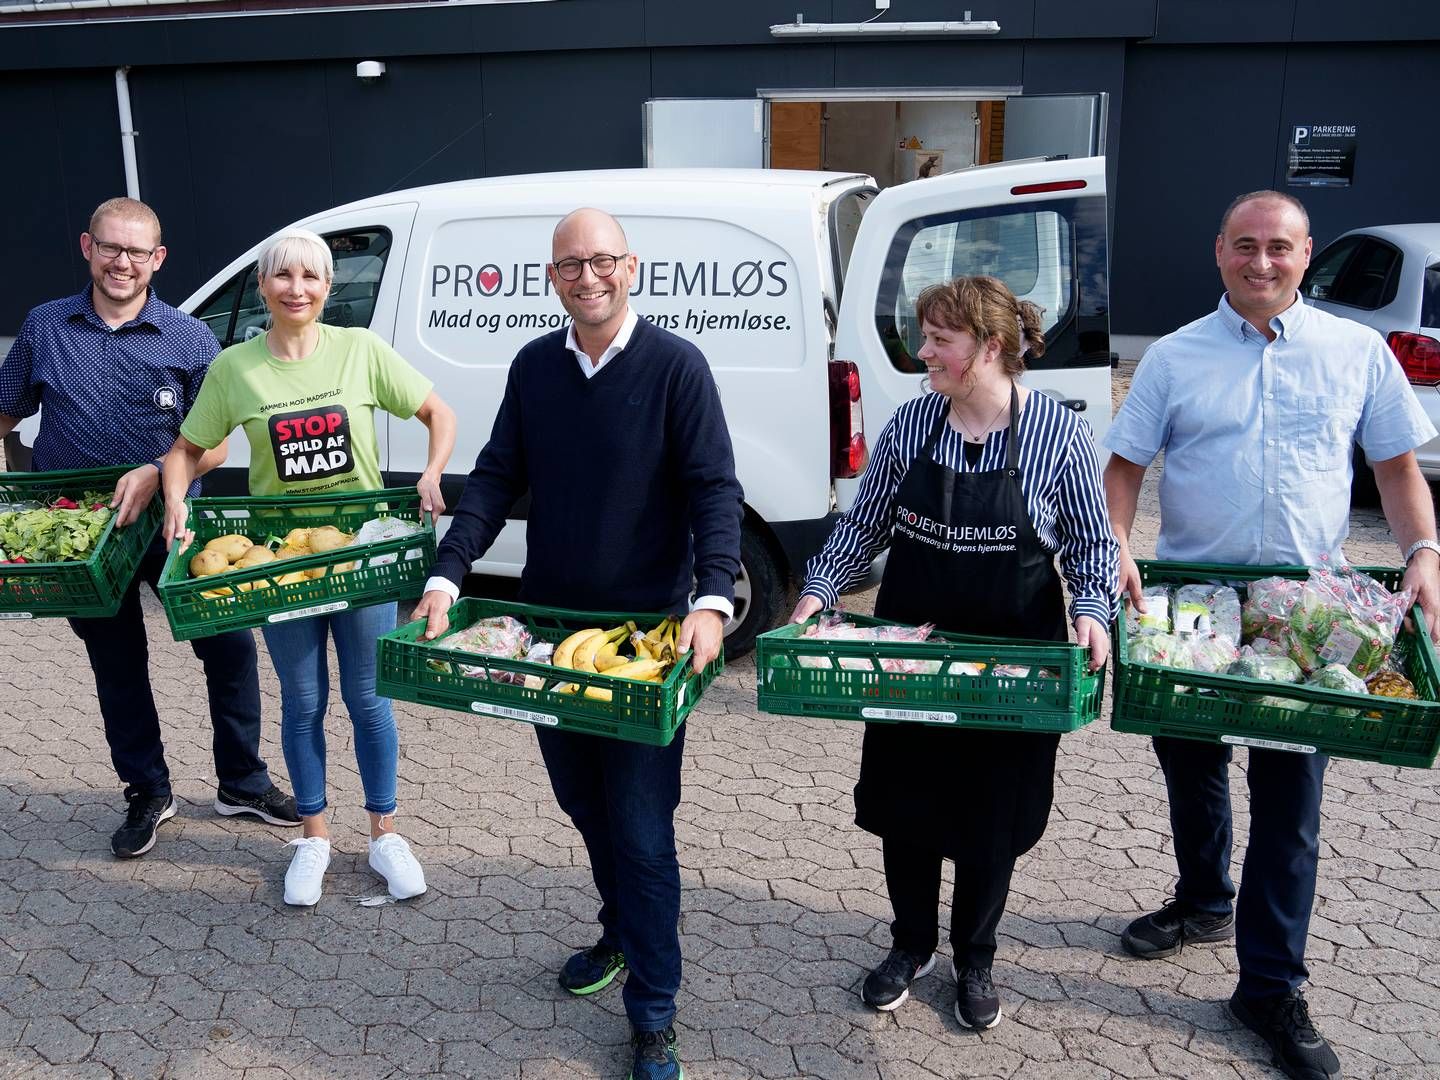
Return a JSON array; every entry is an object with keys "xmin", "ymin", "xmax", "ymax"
[{"xmin": 1301, "ymin": 223, "xmax": 1440, "ymax": 481}]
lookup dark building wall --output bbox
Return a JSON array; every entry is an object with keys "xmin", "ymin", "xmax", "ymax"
[
  {"xmin": 0, "ymin": 1, "xmax": 1436, "ymax": 335},
  {"xmin": 1112, "ymin": 40, "xmax": 1440, "ymax": 334}
]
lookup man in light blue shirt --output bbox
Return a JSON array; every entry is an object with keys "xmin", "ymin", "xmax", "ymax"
[{"xmin": 1103, "ymin": 190, "xmax": 1438, "ymax": 1080}]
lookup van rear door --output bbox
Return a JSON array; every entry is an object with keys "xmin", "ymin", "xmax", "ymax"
[{"xmin": 833, "ymin": 156, "xmax": 1110, "ymax": 510}]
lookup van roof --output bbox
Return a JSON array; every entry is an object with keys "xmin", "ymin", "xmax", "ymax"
[{"xmin": 315, "ymin": 168, "xmax": 872, "ymax": 217}]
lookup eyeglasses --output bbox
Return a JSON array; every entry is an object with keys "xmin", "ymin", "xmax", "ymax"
[
  {"xmin": 91, "ymin": 239, "xmax": 158, "ymax": 264},
  {"xmin": 552, "ymin": 253, "xmax": 627, "ymax": 281}
]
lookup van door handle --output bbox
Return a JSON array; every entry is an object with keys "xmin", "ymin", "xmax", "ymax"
[{"xmin": 1058, "ymin": 398, "xmax": 1087, "ymax": 412}]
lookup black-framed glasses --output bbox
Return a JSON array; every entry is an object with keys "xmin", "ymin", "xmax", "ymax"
[
  {"xmin": 552, "ymin": 252, "xmax": 627, "ymax": 281},
  {"xmin": 92, "ymin": 239, "xmax": 158, "ymax": 264}
]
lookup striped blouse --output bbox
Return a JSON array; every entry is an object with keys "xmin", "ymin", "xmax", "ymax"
[{"xmin": 802, "ymin": 389, "xmax": 1119, "ymax": 628}]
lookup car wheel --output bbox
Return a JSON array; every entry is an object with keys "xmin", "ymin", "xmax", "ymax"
[{"xmin": 721, "ymin": 525, "xmax": 793, "ymax": 661}]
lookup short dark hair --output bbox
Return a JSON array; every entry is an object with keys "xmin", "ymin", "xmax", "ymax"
[{"xmin": 1219, "ymin": 190, "xmax": 1310, "ymax": 237}]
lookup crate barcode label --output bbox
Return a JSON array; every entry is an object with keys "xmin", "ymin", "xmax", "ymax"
[
  {"xmin": 861, "ymin": 706, "xmax": 957, "ymax": 724},
  {"xmin": 1221, "ymin": 734, "xmax": 1316, "ymax": 754},
  {"xmin": 268, "ymin": 600, "xmax": 350, "ymax": 623},
  {"xmin": 0, "ymin": 611, "xmax": 33, "ymax": 621},
  {"xmin": 472, "ymin": 702, "xmax": 559, "ymax": 727}
]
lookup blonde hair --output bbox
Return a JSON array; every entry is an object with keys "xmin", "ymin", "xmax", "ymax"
[
  {"xmin": 89, "ymin": 197, "xmax": 162, "ymax": 245},
  {"xmin": 256, "ymin": 228, "xmax": 333, "ymax": 285},
  {"xmin": 914, "ymin": 275, "xmax": 1047, "ymax": 377}
]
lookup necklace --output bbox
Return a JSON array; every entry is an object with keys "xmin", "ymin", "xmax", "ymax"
[{"xmin": 949, "ymin": 394, "xmax": 1010, "ymax": 443}]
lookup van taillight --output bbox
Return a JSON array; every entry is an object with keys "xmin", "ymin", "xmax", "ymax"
[
  {"xmin": 1388, "ymin": 331, "xmax": 1440, "ymax": 386},
  {"xmin": 828, "ymin": 360, "xmax": 867, "ymax": 478}
]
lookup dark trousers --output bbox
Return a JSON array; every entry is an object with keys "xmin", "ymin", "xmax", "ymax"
[
  {"xmin": 67, "ymin": 541, "xmax": 270, "ymax": 801},
  {"xmin": 883, "ymin": 835, "xmax": 1015, "ymax": 969},
  {"xmin": 1154, "ymin": 735, "xmax": 1327, "ymax": 999},
  {"xmin": 536, "ymin": 723, "xmax": 686, "ymax": 1032}
]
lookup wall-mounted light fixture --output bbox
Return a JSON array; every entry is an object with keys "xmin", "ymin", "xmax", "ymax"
[
  {"xmin": 770, "ymin": 11, "xmax": 1001, "ymax": 38},
  {"xmin": 355, "ymin": 60, "xmax": 387, "ymax": 83}
]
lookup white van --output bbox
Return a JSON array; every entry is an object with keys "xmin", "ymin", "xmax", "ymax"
[{"xmin": 177, "ymin": 159, "xmax": 1112, "ymax": 654}]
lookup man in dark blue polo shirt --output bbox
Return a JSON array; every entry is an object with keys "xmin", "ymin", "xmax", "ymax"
[{"xmin": 0, "ymin": 197, "xmax": 298, "ymax": 858}]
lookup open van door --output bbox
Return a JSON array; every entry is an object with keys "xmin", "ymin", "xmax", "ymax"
[{"xmin": 833, "ymin": 156, "xmax": 1111, "ymax": 511}]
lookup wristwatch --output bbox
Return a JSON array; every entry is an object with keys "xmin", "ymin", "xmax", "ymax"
[{"xmin": 1403, "ymin": 538, "xmax": 1440, "ymax": 564}]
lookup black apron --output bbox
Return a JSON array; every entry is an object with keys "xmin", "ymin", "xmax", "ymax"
[{"xmin": 857, "ymin": 388, "xmax": 1067, "ymax": 864}]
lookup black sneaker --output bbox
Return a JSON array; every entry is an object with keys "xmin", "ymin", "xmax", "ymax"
[
  {"xmin": 214, "ymin": 783, "xmax": 301, "ymax": 826},
  {"xmin": 628, "ymin": 1025, "xmax": 683, "ymax": 1080},
  {"xmin": 1230, "ymin": 989, "xmax": 1341, "ymax": 1080},
  {"xmin": 1121, "ymin": 897, "xmax": 1234, "ymax": 959},
  {"xmin": 951, "ymin": 960, "xmax": 1002, "ymax": 1029},
  {"xmin": 861, "ymin": 947, "xmax": 935, "ymax": 1011},
  {"xmin": 112, "ymin": 791, "xmax": 177, "ymax": 858},
  {"xmin": 559, "ymin": 941, "xmax": 626, "ymax": 995}
]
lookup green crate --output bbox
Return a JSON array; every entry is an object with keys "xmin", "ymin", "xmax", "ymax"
[
  {"xmin": 157, "ymin": 487, "xmax": 436, "ymax": 641},
  {"xmin": 0, "ymin": 466, "xmax": 160, "ymax": 620},
  {"xmin": 376, "ymin": 597, "xmax": 722, "ymax": 746},
  {"xmin": 1111, "ymin": 561, "xmax": 1440, "ymax": 768},
  {"xmin": 755, "ymin": 611, "xmax": 1103, "ymax": 732}
]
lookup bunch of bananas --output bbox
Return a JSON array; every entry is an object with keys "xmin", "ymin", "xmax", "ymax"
[{"xmin": 551, "ymin": 616, "xmax": 684, "ymax": 701}]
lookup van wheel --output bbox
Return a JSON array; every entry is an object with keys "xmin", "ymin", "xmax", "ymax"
[{"xmin": 722, "ymin": 526, "xmax": 792, "ymax": 661}]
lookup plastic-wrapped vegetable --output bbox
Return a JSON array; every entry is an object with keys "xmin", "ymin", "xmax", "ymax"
[
  {"xmin": 1285, "ymin": 566, "xmax": 1409, "ymax": 679},
  {"xmin": 1226, "ymin": 649, "xmax": 1303, "ymax": 684},
  {"xmin": 798, "ymin": 613, "xmax": 938, "ymax": 672},
  {"xmin": 1176, "ymin": 584, "xmax": 1242, "ymax": 644},
  {"xmin": 1241, "ymin": 577, "xmax": 1304, "ymax": 642},
  {"xmin": 1246, "ymin": 637, "xmax": 1292, "ymax": 658},
  {"xmin": 1306, "ymin": 663, "xmax": 1368, "ymax": 695},
  {"xmin": 1126, "ymin": 586, "xmax": 1173, "ymax": 633},
  {"xmin": 1128, "ymin": 632, "xmax": 1193, "ymax": 668},
  {"xmin": 1365, "ymin": 670, "xmax": 1416, "ymax": 700},
  {"xmin": 1187, "ymin": 634, "xmax": 1240, "ymax": 673},
  {"xmin": 436, "ymin": 616, "xmax": 547, "ymax": 686}
]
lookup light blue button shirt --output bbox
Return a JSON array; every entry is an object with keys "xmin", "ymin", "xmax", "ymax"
[{"xmin": 1105, "ymin": 293, "xmax": 1436, "ymax": 567}]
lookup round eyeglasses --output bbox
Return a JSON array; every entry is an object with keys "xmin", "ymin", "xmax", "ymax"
[{"xmin": 552, "ymin": 253, "xmax": 627, "ymax": 281}]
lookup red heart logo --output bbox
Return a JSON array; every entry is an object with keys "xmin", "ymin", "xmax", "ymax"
[{"xmin": 479, "ymin": 269, "xmax": 501, "ymax": 292}]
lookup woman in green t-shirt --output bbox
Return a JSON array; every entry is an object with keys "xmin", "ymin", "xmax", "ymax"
[{"xmin": 162, "ymin": 228, "xmax": 456, "ymax": 909}]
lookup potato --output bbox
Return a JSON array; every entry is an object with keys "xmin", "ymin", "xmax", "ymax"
[
  {"xmin": 303, "ymin": 567, "xmax": 327, "ymax": 580},
  {"xmin": 275, "ymin": 544, "xmax": 309, "ymax": 561},
  {"xmin": 189, "ymin": 549, "xmax": 229, "ymax": 577},
  {"xmin": 307, "ymin": 525, "xmax": 350, "ymax": 553},
  {"xmin": 275, "ymin": 572, "xmax": 308, "ymax": 586},
  {"xmin": 236, "ymin": 545, "xmax": 276, "ymax": 568},
  {"xmin": 282, "ymin": 528, "xmax": 313, "ymax": 550},
  {"xmin": 204, "ymin": 534, "xmax": 254, "ymax": 563},
  {"xmin": 201, "ymin": 586, "xmax": 234, "ymax": 599}
]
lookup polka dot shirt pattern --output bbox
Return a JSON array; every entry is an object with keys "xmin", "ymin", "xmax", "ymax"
[{"xmin": 0, "ymin": 289, "xmax": 219, "ymax": 487}]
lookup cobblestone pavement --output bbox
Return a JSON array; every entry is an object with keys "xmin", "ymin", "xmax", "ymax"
[{"xmin": 2, "ymin": 392, "xmax": 1438, "ymax": 1078}]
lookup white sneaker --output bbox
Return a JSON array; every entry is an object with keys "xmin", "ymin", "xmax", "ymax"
[
  {"xmin": 368, "ymin": 833, "xmax": 426, "ymax": 899},
  {"xmin": 283, "ymin": 837, "xmax": 331, "ymax": 907}
]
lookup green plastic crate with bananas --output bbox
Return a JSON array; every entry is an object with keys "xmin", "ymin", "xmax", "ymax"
[
  {"xmin": 0, "ymin": 465, "xmax": 160, "ymax": 620},
  {"xmin": 157, "ymin": 487, "xmax": 435, "ymax": 641},
  {"xmin": 1111, "ymin": 561, "xmax": 1440, "ymax": 768},
  {"xmin": 755, "ymin": 612, "xmax": 1103, "ymax": 732},
  {"xmin": 376, "ymin": 598, "xmax": 721, "ymax": 746}
]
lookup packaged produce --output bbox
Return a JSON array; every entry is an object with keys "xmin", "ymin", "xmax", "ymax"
[
  {"xmin": 1366, "ymin": 670, "xmax": 1417, "ymax": 700},
  {"xmin": 1241, "ymin": 576, "xmax": 1304, "ymax": 641},
  {"xmin": 1175, "ymin": 584, "xmax": 1243, "ymax": 644},
  {"xmin": 1306, "ymin": 662, "xmax": 1369, "ymax": 695},
  {"xmin": 1128, "ymin": 632, "xmax": 1194, "ymax": 669},
  {"xmin": 1126, "ymin": 586, "xmax": 1172, "ymax": 633},
  {"xmin": 1188, "ymin": 634, "xmax": 1240, "ymax": 673},
  {"xmin": 351, "ymin": 516, "xmax": 426, "ymax": 545},
  {"xmin": 1226, "ymin": 648, "xmax": 1304, "ymax": 685},
  {"xmin": 1285, "ymin": 566, "xmax": 1410, "ymax": 678},
  {"xmin": 797, "ymin": 612, "xmax": 939, "ymax": 672}
]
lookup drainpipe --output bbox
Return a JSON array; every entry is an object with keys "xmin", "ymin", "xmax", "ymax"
[{"xmin": 115, "ymin": 66, "xmax": 140, "ymax": 199}]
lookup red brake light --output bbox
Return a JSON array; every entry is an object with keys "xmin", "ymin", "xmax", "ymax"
[
  {"xmin": 1010, "ymin": 179, "xmax": 1087, "ymax": 196},
  {"xmin": 1388, "ymin": 331, "xmax": 1440, "ymax": 386},
  {"xmin": 828, "ymin": 360, "xmax": 867, "ymax": 479}
]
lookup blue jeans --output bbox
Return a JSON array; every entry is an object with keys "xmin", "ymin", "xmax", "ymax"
[
  {"xmin": 536, "ymin": 723, "xmax": 687, "ymax": 1032},
  {"xmin": 69, "ymin": 540, "xmax": 271, "ymax": 801},
  {"xmin": 260, "ymin": 602, "xmax": 399, "ymax": 817},
  {"xmin": 1153, "ymin": 735, "xmax": 1328, "ymax": 999}
]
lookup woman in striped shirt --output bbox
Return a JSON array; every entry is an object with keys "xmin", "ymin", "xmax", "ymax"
[{"xmin": 791, "ymin": 275, "xmax": 1117, "ymax": 1031}]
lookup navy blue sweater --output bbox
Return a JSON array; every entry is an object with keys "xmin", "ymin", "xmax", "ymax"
[{"xmin": 432, "ymin": 317, "xmax": 744, "ymax": 614}]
